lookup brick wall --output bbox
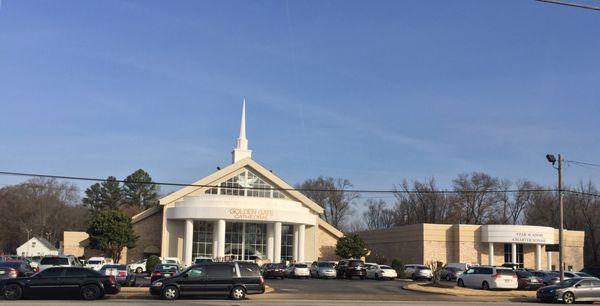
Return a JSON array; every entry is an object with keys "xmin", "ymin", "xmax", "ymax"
[{"xmin": 128, "ymin": 208, "xmax": 163, "ymax": 262}]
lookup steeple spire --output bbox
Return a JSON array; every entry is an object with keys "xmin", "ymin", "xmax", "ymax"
[{"xmin": 232, "ymin": 98, "xmax": 252, "ymax": 163}]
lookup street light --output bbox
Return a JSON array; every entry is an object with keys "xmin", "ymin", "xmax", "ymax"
[{"xmin": 546, "ymin": 153, "xmax": 564, "ymax": 281}]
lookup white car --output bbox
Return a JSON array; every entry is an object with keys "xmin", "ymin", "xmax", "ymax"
[
  {"xmin": 86, "ymin": 257, "xmax": 112, "ymax": 271},
  {"xmin": 193, "ymin": 257, "xmax": 214, "ymax": 265},
  {"xmin": 457, "ymin": 266, "xmax": 518, "ymax": 290},
  {"xmin": 161, "ymin": 257, "xmax": 182, "ymax": 267},
  {"xmin": 367, "ymin": 264, "xmax": 398, "ymax": 280},
  {"xmin": 128, "ymin": 259, "xmax": 147, "ymax": 274},
  {"xmin": 404, "ymin": 264, "xmax": 433, "ymax": 280},
  {"xmin": 285, "ymin": 263, "xmax": 310, "ymax": 278},
  {"xmin": 38, "ymin": 255, "xmax": 79, "ymax": 271}
]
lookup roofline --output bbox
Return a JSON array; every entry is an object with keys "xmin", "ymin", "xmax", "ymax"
[
  {"xmin": 132, "ymin": 205, "xmax": 162, "ymax": 224},
  {"xmin": 318, "ymin": 218, "xmax": 344, "ymax": 238}
]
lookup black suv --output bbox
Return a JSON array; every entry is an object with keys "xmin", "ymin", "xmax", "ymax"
[
  {"xmin": 336, "ymin": 259, "xmax": 366, "ymax": 279},
  {"xmin": 150, "ymin": 262, "xmax": 265, "ymax": 300},
  {"xmin": 0, "ymin": 267, "xmax": 120, "ymax": 300}
]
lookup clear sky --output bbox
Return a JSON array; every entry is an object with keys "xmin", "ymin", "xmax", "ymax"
[{"xmin": 1, "ymin": 0, "xmax": 599, "ymax": 201}]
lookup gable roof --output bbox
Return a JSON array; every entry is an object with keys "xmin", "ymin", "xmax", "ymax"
[
  {"xmin": 21, "ymin": 237, "xmax": 57, "ymax": 251},
  {"xmin": 159, "ymin": 157, "xmax": 325, "ymax": 214}
]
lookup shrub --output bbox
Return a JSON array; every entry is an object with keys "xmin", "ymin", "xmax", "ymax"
[
  {"xmin": 391, "ymin": 259, "xmax": 405, "ymax": 278},
  {"xmin": 146, "ymin": 255, "xmax": 161, "ymax": 273}
]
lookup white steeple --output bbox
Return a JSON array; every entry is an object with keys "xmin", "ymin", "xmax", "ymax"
[{"xmin": 232, "ymin": 98, "xmax": 252, "ymax": 163}]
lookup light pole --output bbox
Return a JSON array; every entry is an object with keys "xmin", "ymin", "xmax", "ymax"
[
  {"xmin": 546, "ymin": 153, "xmax": 564, "ymax": 281},
  {"xmin": 25, "ymin": 228, "xmax": 32, "ymax": 258}
]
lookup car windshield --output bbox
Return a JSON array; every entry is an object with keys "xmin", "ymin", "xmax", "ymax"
[
  {"xmin": 318, "ymin": 262, "xmax": 335, "ymax": 268},
  {"xmin": 40, "ymin": 257, "xmax": 68, "ymax": 265},
  {"xmin": 102, "ymin": 265, "xmax": 125, "ymax": 270},
  {"xmin": 349, "ymin": 261, "xmax": 364, "ymax": 267},
  {"xmin": 516, "ymin": 271, "xmax": 533, "ymax": 277},
  {"xmin": 575, "ymin": 272, "xmax": 592, "ymax": 277},
  {"xmin": 380, "ymin": 265, "xmax": 393, "ymax": 270},
  {"xmin": 157, "ymin": 264, "xmax": 179, "ymax": 271},
  {"xmin": 497, "ymin": 269, "xmax": 515, "ymax": 276},
  {"xmin": 294, "ymin": 264, "xmax": 308, "ymax": 268},
  {"xmin": 88, "ymin": 260, "xmax": 101, "ymax": 265},
  {"xmin": 164, "ymin": 260, "xmax": 178, "ymax": 264}
]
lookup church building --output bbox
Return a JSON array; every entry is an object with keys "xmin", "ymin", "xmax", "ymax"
[{"xmin": 128, "ymin": 101, "xmax": 344, "ymax": 265}]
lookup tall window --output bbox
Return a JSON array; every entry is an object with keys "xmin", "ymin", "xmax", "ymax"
[
  {"xmin": 503, "ymin": 243, "xmax": 524, "ymax": 268},
  {"xmin": 192, "ymin": 221, "xmax": 213, "ymax": 259},
  {"xmin": 225, "ymin": 223, "xmax": 244, "ymax": 260},
  {"xmin": 281, "ymin": 224, "xmax": 294, "ymax": 262},
  {"xmin": 205, "ymin": 169, "xmax": 285, "ymax": 199},
  {"xmin": 244, "ymin": 223, "xmax": 267, "ymax": 260}
]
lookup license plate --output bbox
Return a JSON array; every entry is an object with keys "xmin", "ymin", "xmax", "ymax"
[
  {"xmin": 505, "ymin": 279, "xmax": 511, "ymax": 283},
  {"xmin": 0, "ymin": 271, "xmax": 5, "ymax": 275},
  {"xmin": 532, "ymin": 279, "xmax": 538, "ymax": 283},
  {"xmin": 164, "ymin": 273, "xmax": 171, "ymax": 277}
]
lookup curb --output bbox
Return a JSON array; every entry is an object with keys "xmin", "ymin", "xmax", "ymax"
[
  {"xmin": 110, "ymin": 285, "xmax": 273, "ymax": 299},
  {"xmin": 402, "ymin": 283, "xmax": 535, "ymax": 298}
]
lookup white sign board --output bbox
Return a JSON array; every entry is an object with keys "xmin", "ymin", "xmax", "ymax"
[{"xmin": 481, "ymin": 225, "xmax": 555, "ymax": 245}]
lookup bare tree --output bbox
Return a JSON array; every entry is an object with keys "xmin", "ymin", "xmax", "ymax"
[
  {"xmin": 297, "ymin": 176, "xmax": 359, "ymax": 230},
  {"xmin": 452, "ymin": 172, "xmax": 506, "ymax": 224},
  {"xmin": 363, "ymin": 199, "xmax": 395, "ymax": 230},
  {"xmin": 393, "ymin": 178, "xmax": 451, "ymax": 225}
]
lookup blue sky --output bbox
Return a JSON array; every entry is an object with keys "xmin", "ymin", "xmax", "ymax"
[{"xmin": 1, "ymin": 0, "xmax": 600, "ymax": 201}]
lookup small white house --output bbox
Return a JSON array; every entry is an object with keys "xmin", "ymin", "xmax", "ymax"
[{"xmin": 16, "ymin": 237, "xmax": 59, "ymax": 257}]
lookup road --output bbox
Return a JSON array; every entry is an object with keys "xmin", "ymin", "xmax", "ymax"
[{"xmin": 0, "ymin": 301, "xmax": 541, "ymax": 306}]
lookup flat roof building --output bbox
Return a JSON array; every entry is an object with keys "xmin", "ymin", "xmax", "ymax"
[
  {"xmin": 127, "ymin": 101, "xmax": 343, "ymax": 265},
  {"xmin": 357, "ymin": 223, "xmax": 584, "ymax": 271}
]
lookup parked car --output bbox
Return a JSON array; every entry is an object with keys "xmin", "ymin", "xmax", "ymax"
[
  {"xmin": 0, "ymin": 267, "xmax": 120, "ymax": 300},
  {"xmin": 161, "ymin": 257, "xmax": 182, "ymax": 267},
  {"xmin": 543, "ymin": 271, "xmax": 596, "ymax": 286},
  {"xmin": 262, "ymin": 263, "xmax": 286, "ymax": 279},
  {"xmin": 0, "ymin": 261, "xmax": 36, "ymax": 279},
  {"xmin": 366, "ymin": 264, "xmax": 397, "ymax": 280},
  {"xmin": 515, "ymin": 270, "xmax": 543, "ymax": 290},
  {"xmin": 309, "ymin": 261, "xmax": 337, "ymax": 279},
  {"xmin": 85, "ymin": 257, "xmax": 111, "ymax": 271},
  {"xmin": 285, "ymin": 263, "xmax": 310, "ymax": 279},
  {"xmin": 404, "ymin": 264, "xmax": 433, "ymax": 281},
  {"xmin": 446, "ymin": 262, "xmax": 472, "ymax": 271},
  {"xmin": 38, "ymin": 255, "xmax": 79, "ymax": 271},
  {"xmin": 128, "ymin": 259, "xmax": 147, "ymax": 274},
  {"xmin": 149, "ymin": 262, "xmax": 265, "ymax": 300},
  {"xmin": 537, "ymin": 277, "xmax": 600, "ymax": 304},
  {"xmin": 99, "ymin": 264, "xmax": 133, "ymax": 286},
  {"xmin": 581, "ymin": 267, "xmax": 600, "ymax": 278},
  {"xmin": 151, "ymin": 264, "xmax": 181, "ymax": 283},
  {"xmin": 457, "ymin": 266, "xmax": 518, "ymax": 290},
  {"xmin": 194, "ymin": 257, "xmax": 214, "ymax": 264},
  {"xmin": 441, "ymin": 267, "xmax": 464, "ymax": 281},
  {"xmin": 336, "ymin": 259, "xmax": 366, "ymax": 280}
]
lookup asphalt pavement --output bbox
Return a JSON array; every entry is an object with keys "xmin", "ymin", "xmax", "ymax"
[{"xmin": 0, "ymin": 301, "xmax": 542, "ymax": 306}]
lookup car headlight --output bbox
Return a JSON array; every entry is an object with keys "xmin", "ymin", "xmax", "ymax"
[{"xmin": 152, "ymin": 282, "xmax": 163, "ymax": 287}]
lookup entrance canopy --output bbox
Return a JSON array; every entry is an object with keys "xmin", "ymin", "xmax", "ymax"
[
  {"xmin": 481, "ymin": 224, "xmax": 555, "ymax": 245},
  {"xmin": 165, "ymin": 194, "xmax": 316, "ymax": 225}
]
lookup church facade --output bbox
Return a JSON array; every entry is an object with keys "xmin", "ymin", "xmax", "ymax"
[{"xmin": 128, "ymin": 101, "xmax": 343, "ymax": 265}]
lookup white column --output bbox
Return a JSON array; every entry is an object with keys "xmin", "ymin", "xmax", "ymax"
[
  {"xmin": 184, "ymin": 219, "xmax": 194, "ymax": 267},
  {"xmin": 241, "ymin": 223, "xmax": 246, "ymax": 261},
  {"xmin": 217, "ymin": 219, "xmax": 226, "ymax": 259},
  {"xmin": 212, "ymin": 221, "xmax": 219, "ymax": 259},
  {"xmin": 488, "ymin": 242, "xmax": 494, "ymax": 266},
  {"xmin": 511, "ymin": 243, "xmax": 517, "ymax": 264},
  {"xmin": 273, "ymin": 222, "xmax": 282, "ymax": 263},
  {"xmin": 267, "ymin": 223, "xmax": 275, "ymax": 262},
  {"xmin": 547, "ymin": 251, "xmax": 553, "ymax": 270},
  {"xmin": 298, "ymin": 224, "xmax": 306, "ymax": 263},
  {"xmin": 535, "ymin": 244, "xmax": 542, "ymax": 270},
  {"xmin": 292, "ymin": 225, "xmax": 299, "ymax": 262}
]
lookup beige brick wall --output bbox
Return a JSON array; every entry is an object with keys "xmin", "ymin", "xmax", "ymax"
[
  {"xmin": 316, "ymin": 224, "xmax": 339, "ymax": 260},
  {"xmin": 358, "ymin": 224, "xmax": 424, "ymax": 265},
  {"xmin": 128, "ymin": 208, "xmax": 163, "ymax": 262}
]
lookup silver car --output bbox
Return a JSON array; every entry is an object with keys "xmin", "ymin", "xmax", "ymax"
[
  {"xmin": 543, "ymin": 271, "xmax": 594, "ymax": 285},
  {"xmin": 310, "ymin": 261, "xmax": 337, "ymax": 278},
  {"xmin": 537, "ymin": 277, "xmax": 600, "ymax": 304}
]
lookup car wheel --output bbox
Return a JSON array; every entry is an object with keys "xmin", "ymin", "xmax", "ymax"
[
  {"xmin": 230, "ymin": 286, "xmax": 246, "ymax": 300},
  {"xmin": 3, "ymin": 284, "xmax": 23, "ymax": 300},
  {"xmin": 411, "ymin": 274, "xmax": 417, "ymax": 281},
  {"xmin": 81, "ymin": 284, "xmax": 101, "ymax": 300},
  {"xmin": 458, "ymin": 279, "xmax": 465, "ymax": 287},
  {"xmin": 375, "ymin": 273, "xmax": 380, "ymax": 280},
  {"xmin": 482, "ymin": 281, "xmax": 490, "ymax": 290},
  {"xmin": 135, "ymin": 267, "xmax": 143, "ymax": 274},
  {"xmin": 316, "ymin": 272, "xmax": 320, "ymax": 278},
  {"xmin": 162, "ymin": 285, "xmax": 179, "ymax": 300},
  {"xmin": 562, "ymin": 291, "xmax": 575, "ymax": 304}
]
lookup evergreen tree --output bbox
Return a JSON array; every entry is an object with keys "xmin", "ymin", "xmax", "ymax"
[
  {"xmin": 87, "ymin": 209, "xmax": 138, "ymax": 263},
  {"xmin": 123, "ymin": 169, "xmax": 159, "ymax": 210},
  {"xmin": 82, "ymin": 176, "xmax": 124, "ymax": 211},
  {"xmin": 335, "ymin": 234, "xmax": 368, "ymax": 259}
]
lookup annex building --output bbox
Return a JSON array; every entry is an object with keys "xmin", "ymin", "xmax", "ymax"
[
  {"xmin": 358, "ymin": 224, "xmax": 585, "ymax": 271},
  {"xmin": 128, "ymin": 101, "xmax": 343, "ymax": 265}
]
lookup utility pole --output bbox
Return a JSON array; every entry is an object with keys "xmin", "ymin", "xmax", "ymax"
[{"xmin": 558, "ymin": 154, "xmax": 564, "ymax": 282}]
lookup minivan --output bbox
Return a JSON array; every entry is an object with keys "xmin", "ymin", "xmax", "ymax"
[
  {"xmin": 457, "ymin": 266, "xmax": 518, "ymax": 290},
  {"xmin": 149, "ymin": 262, "xmax": 265, "ymax": 300}
]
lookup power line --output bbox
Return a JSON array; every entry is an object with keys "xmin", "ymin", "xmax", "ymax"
[
  {"xmin": 566, "ymin": 160, "xmax": 600, "ymax": 168},
  {"xmin": 536, "ymin": 0, "xmax": 600, "ymax": 11},
  {"xmin": 0, "ymin": 170, "xmax": 559, "ymax": 195}
]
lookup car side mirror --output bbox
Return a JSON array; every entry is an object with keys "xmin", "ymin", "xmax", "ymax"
[
  {"xmin": 575, "ymin": 284, "xmax": 581, "ymax": 288},
  {"xmin": 182, "ymin": 273, "xmax": 189, "ymax": 278}
]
